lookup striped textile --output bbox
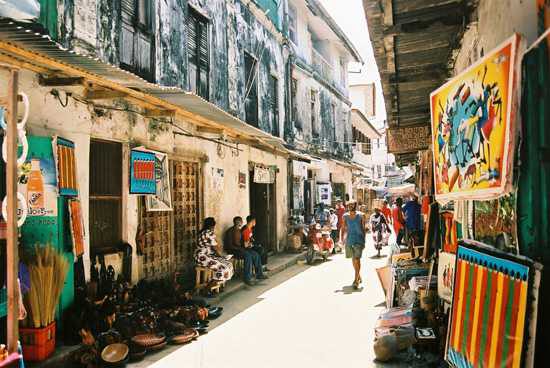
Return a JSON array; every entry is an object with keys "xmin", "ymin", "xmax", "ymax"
[
  {"xmin": 446, "ymin": 246, "xmax": 529, "ymax": 368},
  {"xmin": 55, "ymin": 137, "xmax": 78, "ymax": 196}
]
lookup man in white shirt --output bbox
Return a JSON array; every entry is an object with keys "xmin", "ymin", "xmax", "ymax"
[{"xmin": 329, "ymin": 209, "xmax": 339, "ymax": 253}]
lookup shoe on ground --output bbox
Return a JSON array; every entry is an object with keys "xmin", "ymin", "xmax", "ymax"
[
  {"xmin": 263, "ymin": 266, "xmax": 270, "ymax": 272},
  {"xmin": 257, "ymin": 274, "xmax": 268, "ymax": 280},
  {"xmin": 244, "ymin": 279, "xmax": 256, "ymax": 286}
]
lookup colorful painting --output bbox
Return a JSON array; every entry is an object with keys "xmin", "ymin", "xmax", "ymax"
[
  {"xmin": 238, "ymin": 171, "xmax": 246, "ymax": 189},
  {"xmin": 129, "ymin": 149, "xmax": 156, "ymax": 195},
  {"xmin": 446, "ymin": 241, "xmax": 537, "ymax": 368},
  {"xmin": 441, "ymin": 211, "xmax": 458, "ymax": 253},
  {"xmin": 437, "ymin": 251, "xmax": 456, "ymax": 303},
  {"xmin": 68, "ymin": 199, "xmax": 85, "ymax": 258},
  {"xmin": 430, "ymin": 34, "xmax": 520, "ymax": 201},
  {"xmin": 53, "ymin": 137, "xmax": 78, "ymax": 196},
  {"xmin": 145, "ymin": 150, "xmax": 172, "ymax": 211}
]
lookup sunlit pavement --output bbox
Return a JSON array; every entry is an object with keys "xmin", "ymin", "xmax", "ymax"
[{"xmin": 142, "ymin": 237, "xmax": 394, "ymax": 368}]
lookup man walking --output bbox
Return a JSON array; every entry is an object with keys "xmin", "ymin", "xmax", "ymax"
[{"xmin": 341, "ymin": 201, "xmax": 366, "ymax": 289}]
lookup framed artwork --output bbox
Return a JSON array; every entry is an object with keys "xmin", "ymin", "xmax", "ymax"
[
  {"xmin": 437, "ymin": 251, "xmax": 456, "ymax": 303},
  {"xmin": 441, "ymin": 211, "xmax": 458, "ymax": 253},
  {"xmin": 430, "ymin": 34, "xmax": 521, "ymax": 201},
  {"xmin": 129, "ymin": 149, "xmax": 156, "ymax": 195},
  {"xmin": 145, "ymin": 150, "xmax": 172, "ymax": 211},
  {"xmin": 445, "ymin": 240, "xmax": 540, "ymax": 368},
  {"xmin": 53, "ymin": 136, "xmax": 78, "ymax": 196},
  {"xmin": 68, "ymin": 199, "xmax": 85, "ymax": 258}
]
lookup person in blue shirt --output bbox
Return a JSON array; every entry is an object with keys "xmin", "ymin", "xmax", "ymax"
[
  {"xmin": 403, "ymin": 195, "xmax": 421, "ymax": 247},
  {"xmin": 341, "ymin": 201, "xmax": 366, "ymax": 289}
]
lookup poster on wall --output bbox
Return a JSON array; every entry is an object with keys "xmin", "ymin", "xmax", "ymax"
[
  {"xmin": 238, "ymin": 171, "xmax": 246, "ymax": 189},
  {"xmin": 430, "ymin": 34, "xmax": 520, "ymax": 201},
  {"xmin": 19, "ymin": 146, "xmax": 58, "ymax": 217},
  {"xmin": 145, "ymin": 150, "xmax": 172, "ymax": 211},
  {"xmin": 445, "ymin": 240, "xmax": 540, "ymax": 368},
  {"xmin": 437, "ymin": 251, "xmax": 455, "ymax": 303},
  {"xmin": 212, "ymin": 168, "xmax": 224, "ymax": 191},
  {"xmin": 53, "ymin": 136, "xmax": 79, "ymax": 196},
  {"xmin": 68, "ymin": 199, "xmax": 85, "ymax": 258},
  {"xmin": 129, "ymin": 149, "xmax": 156, "ymax": 195}
]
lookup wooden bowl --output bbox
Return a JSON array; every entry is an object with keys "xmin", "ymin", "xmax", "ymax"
[{"xmin": 101, "ymin": 343, "xmax": 129, "ymax": 364}]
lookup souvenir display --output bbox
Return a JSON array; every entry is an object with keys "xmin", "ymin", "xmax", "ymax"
[
  {"xmin": 129, "ymin": 149, "xmax": 156, "ymax": 195},
  {"xmin": 446, "ymin": 241, "xmax": 540, "ymax": 368},
  {"xmin": 53, "ymin": 136, "xmax": 78, "ymax": 196},
  {"xmin": 68, "ymin": 199, "xmax": 85, "ymax": 258},
  {"xmin": 430, "ymin": 34, "xmax": 520, "ymax": 201}
]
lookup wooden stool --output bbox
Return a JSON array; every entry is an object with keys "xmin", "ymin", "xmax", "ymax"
[{"xmin": 195, "ymin": 266, "xmax": 212, "ymax": 291}]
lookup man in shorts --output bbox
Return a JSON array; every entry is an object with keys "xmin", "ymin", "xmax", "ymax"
[{"xmin": 341, "ymin": 201, "xmax": 366, "ymax": 289}]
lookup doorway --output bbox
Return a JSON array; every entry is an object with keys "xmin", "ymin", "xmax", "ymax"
[{"xmin": 249, "ymin": 171, "xmax": 277, "ymax": 252}]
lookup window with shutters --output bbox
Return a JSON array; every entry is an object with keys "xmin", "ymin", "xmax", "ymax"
[
  {"xmin": 89, "ymin": 140, "xmax": 123, "ymax": 254},
  {"xmin": 187, "ymin": 8, "xmax": 210, "ymax": 99},
  {"xmin": 244, "ymin": 52, "xmax": 259, "ymax": 127},
  {"xmin": 362, "ymin": 137, "xmax": 371, "ymax": 155},
  {"xmin": 269, "ymin": 76, "xmax": 279, "ymax": 136},
  {"xmin": 311, "ymin": 90, "xmax": 319, "ymax": 139},
  {"xmin": 288, "ymin": 4, "xmax": 298, "ymax": 45},
  {"xmin": 120, "ymin": 0, "xmax": 154, "ymax": 82}
]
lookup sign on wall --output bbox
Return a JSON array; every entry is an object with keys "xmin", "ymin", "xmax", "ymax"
[
  {"xmin": 238, "ymin": 171, "xmax": 246, "ymax": 189},
  {"xmin": 387, "ymin": 125, "xmax": 431, "ymax": 154},
  {"xmin": 430, "ymin": 34, "xmax": 520, "ymax": 201},
  {"xmin": 253, "ymin": 165, "xmax": 273, "ymax": 184}
]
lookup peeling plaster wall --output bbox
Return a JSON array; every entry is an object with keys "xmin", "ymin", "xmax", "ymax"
[
  {"xmin": 1, "ymin": 68, "xmax": 289, "ymax": 284},
  {"xmin": 453, "ymin": 0, "xmax": 538, "ymax": 73}
]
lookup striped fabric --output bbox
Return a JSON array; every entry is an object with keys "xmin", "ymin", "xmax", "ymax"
[
  {"xmin": 55, "ymin": 137, "xmax": 78, "ymax": 196},
  {"xmin": 446, "ymin": 246, "xmax": 529, "ymax": 368}
]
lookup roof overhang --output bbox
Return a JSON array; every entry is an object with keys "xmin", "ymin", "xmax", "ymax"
[
  {"xmin": 0, "ymin": 19, "xmax": 288, "ymax": 156},
  {"xmin": 351, "ymin": 108, "xmax": 381, "ymax": 139}
]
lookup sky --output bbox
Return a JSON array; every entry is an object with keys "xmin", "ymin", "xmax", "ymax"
[{"xmin": 318, "ymin": 0, "xmax": 387, "ymax": 123}]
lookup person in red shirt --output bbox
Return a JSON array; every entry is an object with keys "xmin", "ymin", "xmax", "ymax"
[
  {"xmin": 391, "ymin": 197, "xmax": 405, "ymax": 245},
  {"xmin": 335, "ymin": 200, "xmax": 346, "ymax": 240},
  {"xmin": 380, "ymin": 200, "xmax": 392, "ymax": 226},
  {"xmin": 242, "ymin": 215, "xmax": 269, "ymax": 269}
]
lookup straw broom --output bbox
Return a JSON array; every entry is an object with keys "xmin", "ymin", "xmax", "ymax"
[{"xmin": 23, "ymin": 245, "xmax": 69, "ymax": 328}]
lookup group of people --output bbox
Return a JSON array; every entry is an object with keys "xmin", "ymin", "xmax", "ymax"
[
  {"xmin": 193, "ymin": 215, "xmax": 270, "ymax": 288},
  {"xmin": 381, "ymin": 195, "xmax": 422, "ymax": 248}
]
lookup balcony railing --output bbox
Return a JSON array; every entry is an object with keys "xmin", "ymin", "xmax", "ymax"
[
  {"xmin": 311, "ymin": 48, "xmax": 347, "ymax": 96},
  {"xmin": 312, "ymin": 49, "xmax": 334, "ymax": 84}
]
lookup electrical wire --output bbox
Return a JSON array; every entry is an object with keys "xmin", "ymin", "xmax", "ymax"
[{"xmin": 52, "ymin": 89, "xmax": 243, "ymax": 152}]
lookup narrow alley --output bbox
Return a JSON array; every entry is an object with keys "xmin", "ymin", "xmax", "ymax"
[{"xmin": 141, "ymin": 241, "xmax": 390, "ymax": 368}]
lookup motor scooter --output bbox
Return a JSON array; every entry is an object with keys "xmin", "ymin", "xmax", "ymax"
[{"xmin": 305, "ymin": 222, "xmax": 334, "ymax": 264}]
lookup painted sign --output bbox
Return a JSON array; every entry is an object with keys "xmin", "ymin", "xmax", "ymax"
[
  {"xmin": 129, "ymin": 149, "xmax": 156, "ymax": 194},
  {"xmin": 431, "ymin": 34, "xmax": 520, "ymax": 201},
  {"xmin": 387, "ymin": 125, "xmax": 431, "ymax": 154},
  {"xmin": 437, "ymin": 251, "xmax": 456, "ymax": 303},
  {"xmin": 145, "ymin": 150, "xmax": 172, "ymax": 211},
  {"xmin": 19, "ymin": 143, "xmax": 58, "ymax": 217},
  {"xmin": 253, "ymin": 165, "xmax": 273, "ymax": 184},
  {"xmin": 53, "ymin": 136, "xmax": 78, "ymax": 196},
  {"xmin": 446, "ymin": 241, "xmax": 536, "ymax": 368}
]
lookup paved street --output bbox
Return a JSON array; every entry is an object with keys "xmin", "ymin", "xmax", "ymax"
[{"xmin": 138, "ymin": 239, "xmax": 393, "ymax": 368}]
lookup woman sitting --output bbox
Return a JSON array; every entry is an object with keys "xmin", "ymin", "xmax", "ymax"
[{"xmin": 195, "ymin": 217, "xmax": 234, "ymax": 283}]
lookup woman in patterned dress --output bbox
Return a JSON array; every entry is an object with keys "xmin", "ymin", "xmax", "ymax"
[{"xmin": 195, "ymin": 217, "xmax": 234, "ymax": 282}]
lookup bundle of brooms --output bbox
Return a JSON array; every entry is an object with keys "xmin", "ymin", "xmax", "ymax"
[{"xmin": 22, "ymin": 245, "xmax": 69, "ymax": 328}]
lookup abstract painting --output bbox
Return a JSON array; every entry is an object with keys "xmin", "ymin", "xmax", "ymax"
[
  {"xmin": 53, "ymin": 136, "xmax": 78, "ymax": 196},
  {"xmin": 437, "ymin": 251, "xmax": 456, "ymax": 303},
  {"xmin": 446, "ymin": 240, "xmax": 538, "ymax": 368},
  {"xmin": 129, "ymin": 149, "xmax": 156, "ymax": 195},
  {"xmin": 430, "ymin": 34, "xmax": 520, "ymax": 201}
]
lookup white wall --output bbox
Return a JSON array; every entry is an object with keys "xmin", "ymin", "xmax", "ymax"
[{"xmin": 453, "ymin": 0, "xmax": 538, "ymax": 73}]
